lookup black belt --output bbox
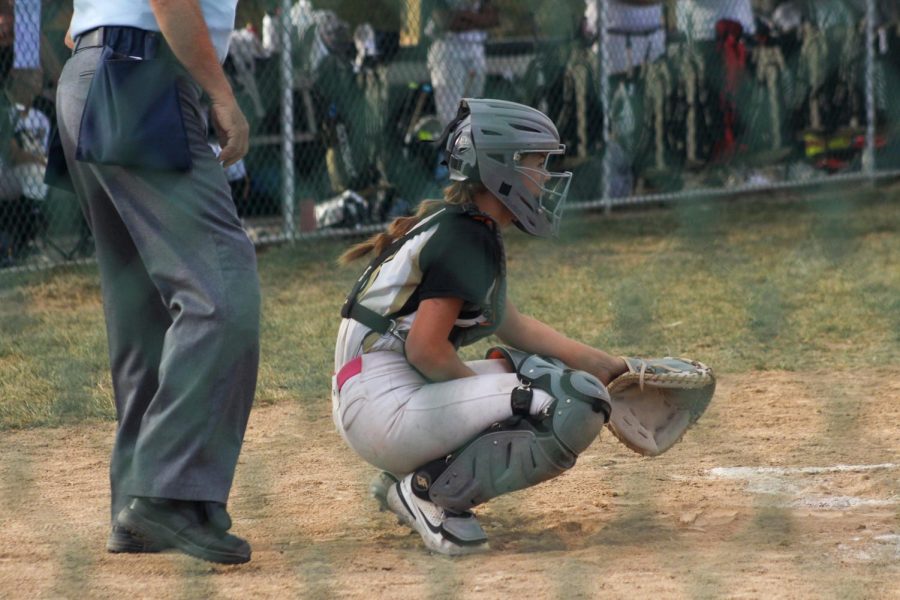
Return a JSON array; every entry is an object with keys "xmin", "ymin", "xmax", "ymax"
[
  {"xmin": 608, "ymin": 26, "xmax": 664, "ymax": 37},
  {"xmin": 73, "ymin": 26, "xmax": 163, "ymax": 54},
  {"xmin": 73, "ymin": 27, "xmax": 106, "ymax": 53}
]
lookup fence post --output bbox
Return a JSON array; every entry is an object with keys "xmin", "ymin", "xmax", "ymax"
[
  {"xmin": 864, "ymin": 0, "xmax": 877, "ymax": 177},
  {"xmin": 598, "ymin": 0, "xmax": 612, "ymax": 214},
  {"xmin": 280, "ymin": 0, "xmax": 296, "ymax": 240}
]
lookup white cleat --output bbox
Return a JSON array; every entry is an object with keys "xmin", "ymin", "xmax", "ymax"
[{"xmin": 386, "ymin": 474, "xmax": 489, "ymax": 556}]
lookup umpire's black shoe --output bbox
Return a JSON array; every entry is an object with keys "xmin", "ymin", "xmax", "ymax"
[
  {"xmin": 107, "ymin": 525, "xmax": 169, "ymax": 553},
  {"xmin": 116, "ymin": 498, "xmax": 251, "ymax": 564}
]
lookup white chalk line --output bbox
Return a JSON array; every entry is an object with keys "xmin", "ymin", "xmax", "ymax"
[
  {"xmin": 700, "ymin": 463, "xmax": 900, "ymax": 561},
  {"xmin": 838, "ymin": 533, "xmax": 900, "ymax": 562},
  {"xmin": 708, "ymin": 463, "xmax": 899, "ymax": 479},
  {"xmin": 702, "ymin": 463, "xmax": 900, "ymax": 508},
  {"xmin": 790, "ymin": 496, "xmax": 898, "ymax": 509}
]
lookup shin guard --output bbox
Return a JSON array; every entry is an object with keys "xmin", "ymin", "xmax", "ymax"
[{"xmin": 413, "ymin": 352, "xmax": 611, "ymax": 513}]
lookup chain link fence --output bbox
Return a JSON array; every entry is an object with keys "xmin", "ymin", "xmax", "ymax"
[{"xmin": 1, "ymin": 0, "xmax": 899, "ymax": 271}]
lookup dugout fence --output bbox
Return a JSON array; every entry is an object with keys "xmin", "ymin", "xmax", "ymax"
[{"xmin": 1, "ymin": 0, "xmax": 899, "ymax": 272}]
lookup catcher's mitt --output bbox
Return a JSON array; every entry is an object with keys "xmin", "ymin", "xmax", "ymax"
[{"xmin": 606, "ymin": 356, "xmax": 715, "ymax": 457}]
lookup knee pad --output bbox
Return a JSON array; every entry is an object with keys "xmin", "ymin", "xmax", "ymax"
[
  {"xmin": 516, "ymin": 353, "xmax": 611, "ymax": 453},
  {"xmin": 413, "ymin": 352, "xmax": 611, "ymax": 514}
]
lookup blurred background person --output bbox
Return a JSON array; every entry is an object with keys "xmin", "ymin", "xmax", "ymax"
[
  {"xmin": 0, "ymin": 67, "xmax": 48, "ymax": 263},
  {"xmin": 586, "ymin": 0, "xmax": 668, "ymax": 195},
  {"xmin": 226, "ymin": 20, "xmax": 267, "ymax": 133},
  {"xmin": 673, "ymin": 0, "xmax": 755, "ymax": 164},
  {"xmin": 7, "ymin": 67, "xmax": 48, "ymax": 197},
  {"xmin": 425, "ymin": 0, "xmax": 499, "ymax": 129},
  {"xmin": 675, "ymin": 0, "xmax": 756, "ymax": 42},
  {"xmin": 586, "ymin": 0, "xmax": 666, "ymax": 79}
]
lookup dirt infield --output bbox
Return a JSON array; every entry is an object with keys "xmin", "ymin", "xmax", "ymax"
[{"xmin": 1, "ymin": 369, "xmax": 898, "ymax": 599}]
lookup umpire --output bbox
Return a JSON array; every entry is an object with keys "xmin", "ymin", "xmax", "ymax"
[{"xmin": 52, "ymin": 1, "xmax": 260, "ymax": 564}]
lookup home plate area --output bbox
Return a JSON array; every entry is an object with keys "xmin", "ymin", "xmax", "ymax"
[{"xmin": 705, "ymin": 463, "xmax": 900, "ymax": 564}]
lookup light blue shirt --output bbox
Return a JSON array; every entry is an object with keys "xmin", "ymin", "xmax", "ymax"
[{"xmin": 71, "ymin": 0, "xmax": 238, "ymax": 62}]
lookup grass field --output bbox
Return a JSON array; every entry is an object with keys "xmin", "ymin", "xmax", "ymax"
[
  {"xmin": 0, "ymin": 185, "xmax": 898, "ymax": 598},
  {"xmin": 2, "ymin": 184, "xmax": 898, "ymax": 430}
]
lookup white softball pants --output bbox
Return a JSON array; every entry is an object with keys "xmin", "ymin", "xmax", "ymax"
[{"xmin": 332, "ymin": 350, "xmax": 521, "ymax": 475}]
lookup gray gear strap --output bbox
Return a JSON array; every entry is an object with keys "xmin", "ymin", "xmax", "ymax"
[
  {"xmin": 416, "ymin": 352, "xmax": 611, "ymax": 513},
  {"xmin": 489, "ymin": 348, "xmax": 611, "ymax": 423},
  {"xmin": 509, "ymin": 386, "xmax": 532, "ymax": 416}
]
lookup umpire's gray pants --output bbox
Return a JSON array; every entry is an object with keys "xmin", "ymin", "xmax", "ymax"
[{"xmin": 56, "ymin": 47, "xmax": 261, "ymax": 521}]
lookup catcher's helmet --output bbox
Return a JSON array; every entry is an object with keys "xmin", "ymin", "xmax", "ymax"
[{"xmin": 440, "ymin": 98, "xmax": 572, "ymax": 237}]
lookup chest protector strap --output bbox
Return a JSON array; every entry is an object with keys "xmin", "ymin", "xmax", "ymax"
[{"xmin": 340, "ymin": 203, "xmax": 506, "ymax": 345}]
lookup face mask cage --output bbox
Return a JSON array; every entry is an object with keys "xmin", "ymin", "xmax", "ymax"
[{"xmin": 513, "ymin": 148, "xmax": 572, "ymax": 235}]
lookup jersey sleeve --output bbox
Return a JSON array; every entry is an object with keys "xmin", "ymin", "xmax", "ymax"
[{"xmin": 417, "ymin": 215, "xmax": 499, "ymax": 308}]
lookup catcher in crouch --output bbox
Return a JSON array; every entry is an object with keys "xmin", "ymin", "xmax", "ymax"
[{"xmin": 332, "ymin": 98, "xmax": 715, "ymax": 555}]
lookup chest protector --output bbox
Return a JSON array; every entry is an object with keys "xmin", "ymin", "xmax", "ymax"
[{"xmin": 341, "ymin": 203, "xmax": 507, "ymax": 348}]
